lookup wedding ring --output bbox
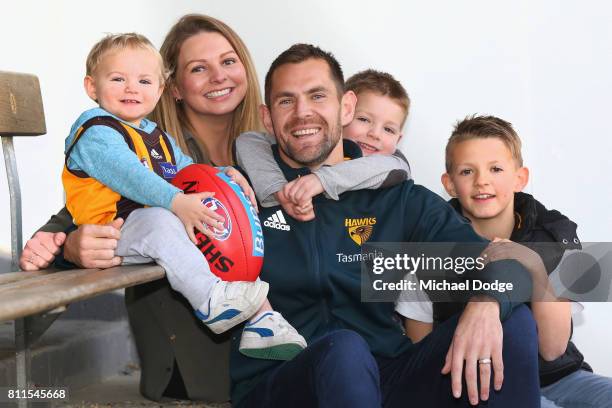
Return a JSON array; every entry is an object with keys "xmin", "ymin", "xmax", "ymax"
[{"xmin": 478, "ymin": 358, "xmax": 492, "ymax": 364}]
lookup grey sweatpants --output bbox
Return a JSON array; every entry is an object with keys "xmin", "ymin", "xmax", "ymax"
[{"xmin": 115, "ymin": 207, "xmax": 218, "ymax": 310}]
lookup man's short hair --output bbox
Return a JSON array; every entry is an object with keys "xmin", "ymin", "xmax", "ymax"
[
  {"xmin": 264, "ymin": 43, "xmax": 344, "ymax": 106},
  {"xmin": 445, "ymin": 115, "xmax": 523, "ymax": 172},
  {"xmin": 345, "ymin": 69, "xmax": 410, "ymax": 126},
  {"xmin": 86, "ymin": 33, "xmax": 167, "ymax": 85}
]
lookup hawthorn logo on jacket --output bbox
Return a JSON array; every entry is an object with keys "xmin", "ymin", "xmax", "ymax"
[{"xmin": 345, "ymin": 217, "xmax": 376, "ymax": 245}]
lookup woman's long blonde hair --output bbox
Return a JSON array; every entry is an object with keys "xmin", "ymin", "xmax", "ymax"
[{"xmin": 152, "ymin": 14, "xmax": 262, "ymax": 164}]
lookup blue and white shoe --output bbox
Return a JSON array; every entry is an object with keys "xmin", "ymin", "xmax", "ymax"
[
  {"xmin": 239, "ymin": 311, "xmax": 307, "ymax": 360},
  {"xmin": 196, "ymin": 280, "xmax": 268, "ymax": 334}
]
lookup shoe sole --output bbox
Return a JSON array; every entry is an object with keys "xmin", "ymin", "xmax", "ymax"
[
  {"xmin": 239, "ymin": 343, "xmax": 304, "ymax": 361},
  {"xmin": 206, "ymin": 282, "xmax": 270, "ymax": 334}
]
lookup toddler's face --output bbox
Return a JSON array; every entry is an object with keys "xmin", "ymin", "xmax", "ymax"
[
  {"xmin": 343, "ymin": 91, "xmax": 404, "ymax": 155},
  {"xmin": 85, "ymin": 47, "xmax": 163, "ymax": 126},
  {"xmin": 443, "ymin": 138, "xmax": 527, "ymax": 222}
]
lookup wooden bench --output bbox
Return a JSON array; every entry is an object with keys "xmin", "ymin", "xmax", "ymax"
[
  {"xmin": 0, "ymin": 266, "xmax": 164, "ymax": 321},
  {"xmin": 0, "ymin": 70, "xmax": 165, "ymax": 406}
]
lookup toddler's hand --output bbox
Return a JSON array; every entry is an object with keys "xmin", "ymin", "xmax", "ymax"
[
  {"xmin": 224, "ymin": 166, "xmax": 258, "ymax": 213},
  {"xmin": 171, "ymin": 192, "xmax": 225, "ymax": 244},
  {"xmin": 282, "ymin": 174, "xmax": 323, "ymax": 207}
]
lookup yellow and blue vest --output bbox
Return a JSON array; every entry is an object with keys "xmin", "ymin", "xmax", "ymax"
[{"xmin": 62, "ymin": 116, "xmax": 177, "ymax": 225}]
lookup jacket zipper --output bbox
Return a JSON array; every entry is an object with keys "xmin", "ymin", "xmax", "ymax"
[{"xmin": 311, "ymin": 212, "xmax": 330, "ymax": 325}]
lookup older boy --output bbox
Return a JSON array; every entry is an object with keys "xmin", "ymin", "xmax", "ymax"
[{"xmin": 397, "ymin": 115, "xmax": 612, "ymax": 408}]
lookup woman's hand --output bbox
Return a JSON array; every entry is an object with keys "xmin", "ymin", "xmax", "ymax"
[
  {"xmin": 224, "ymin": 166, "xmax": 258, "ymax": 212},
  {"xmin": 19, "ymin": 231, "xmax": 66, "ymax": 270}
]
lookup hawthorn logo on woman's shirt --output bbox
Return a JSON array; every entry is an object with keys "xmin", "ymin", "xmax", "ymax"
[{"xmin": 344, "ymin": 217, "xmax": 376, "ymax": 245}]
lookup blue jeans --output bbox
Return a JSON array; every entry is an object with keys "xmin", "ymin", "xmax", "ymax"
[
  {"xmin": 540, "ymin": 369, "xmax": 612, "ymax": 408},
  {"xmin": 239, "ymin": 305, "xmax": 540, "ymax": 408}
]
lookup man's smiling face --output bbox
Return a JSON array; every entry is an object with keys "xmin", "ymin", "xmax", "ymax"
[{"xmin": 262, "ymin": 58, "xmax": 354, "ymax": 168}]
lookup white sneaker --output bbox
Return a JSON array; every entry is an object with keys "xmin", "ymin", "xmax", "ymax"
[
  {"xmin": 239, "ymin": 311, "xmax": 307, "ymax": 360},
  {"xmin": 196, "ymin": 280, "xmax": 269, "ymax": 334}
]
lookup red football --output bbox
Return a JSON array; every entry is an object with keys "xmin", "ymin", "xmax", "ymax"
[{"xmin": 171, "ymin": 164, "xmax": 264, "ymax": 281}]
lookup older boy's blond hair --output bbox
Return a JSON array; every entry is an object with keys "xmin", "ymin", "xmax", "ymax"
[
  {"xmin": 345, "ymin": 69, "xmax": 410, "ymax": 126},
  {"xmin": 86, "ymin": 33, "xmax": 167, "ymax": 85},
  {"xmin": 445, "ymin": 115, "xmax": 523, "ymax": 172}
]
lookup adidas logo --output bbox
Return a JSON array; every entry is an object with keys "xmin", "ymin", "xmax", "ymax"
[
  {"xmin": 150, "ymin": 149, "xmax": 162, "ymax": 159},
  {"xmin": 264, "ymin": 210, "xmax": 291, "ymax": 231}
]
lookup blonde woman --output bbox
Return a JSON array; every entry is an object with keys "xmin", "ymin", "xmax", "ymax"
[
  {"xmin": 23, "ymin": 14, "xmax": 302, "ymax": 403},
  {"xmin": 153, "ymin": 14, "xmax": 262, "ymax": 166}
]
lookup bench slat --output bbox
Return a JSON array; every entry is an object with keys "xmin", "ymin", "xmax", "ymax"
[
  {"xmin": 0, "ymin": 265, "xmax": 165, "ymax": 322},
  {"xmin": 0, "ymin": 271, "xmax": 51, "ymax": 285}
]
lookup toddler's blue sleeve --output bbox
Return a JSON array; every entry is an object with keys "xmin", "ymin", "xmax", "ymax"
[{"xmin": 67, "ymin": 125, "xmax": 181, "ymax": 210}]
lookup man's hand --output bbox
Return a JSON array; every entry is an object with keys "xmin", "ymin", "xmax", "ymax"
[
  {"xmin": 19, "ymin": 231, "xmax": 66, "ymax": 270},
  {"xmin": 275, "ymin": 189, "xmax": 315, "ymax": 221},
  {"xmin": 441, "ymin": 297, "xmax": 503, "ymax": 405},
  {"xmin": 64, "ymin": 218, "xmax": 124, "ymax": 269},
  {"xmin": 171, "ymin": 192, "xmax": 225, "ymax": 244}
]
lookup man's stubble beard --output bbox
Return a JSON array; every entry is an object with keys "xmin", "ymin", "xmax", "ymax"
[{"xmin": 276, "ymin": 111, "xmax": 342, "ymax": 168}]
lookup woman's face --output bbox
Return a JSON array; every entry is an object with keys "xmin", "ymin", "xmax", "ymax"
[{"xmin": 173, "ymin": 31, "xmax": 248, "ymax": 117}]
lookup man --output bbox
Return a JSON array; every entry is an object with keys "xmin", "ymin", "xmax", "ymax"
[
  {"xmin": 22, "ymin": 44, "xmax": 540, "ymax": 407},
  {"xmin": 229, "ymin": 44, "xmax": 540, "ymax": 407}
]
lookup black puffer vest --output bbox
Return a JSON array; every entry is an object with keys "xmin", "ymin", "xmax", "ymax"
[{"xmin": 434, "ymin": 192, "xmax": 591, "ymax": 386}]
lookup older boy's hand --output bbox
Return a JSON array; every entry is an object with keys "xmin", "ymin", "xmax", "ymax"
[
  {"xmin": 441, "ymin": 297, "xmax": 502, "ymax": 406},
  {"xmin": 275, "ymin": 190, "xmax": 314, "ymax": 221},
  {"xmin": 64, "ymin": 218, "xmax": 124, "ymax": 269},
  {"xmin": 484, "ymin": 239, "xmax": 552, "ymax": 301},
  {"xmin": 486, "ymin": 238, "xmax": 545, "ymax": 274},
  {"xmin": 20, "ymin": 231, "xmax": 66, "ymax": 270}
]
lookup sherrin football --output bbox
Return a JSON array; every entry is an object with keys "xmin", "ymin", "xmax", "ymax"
[{"xmin": 171, "ymin": 164, "xmax": 264, "ymax": 281}]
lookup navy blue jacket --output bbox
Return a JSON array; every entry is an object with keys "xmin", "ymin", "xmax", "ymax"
[{"xmin": 230, "ymin": 142, "xmax": 532, "ymax": 404}]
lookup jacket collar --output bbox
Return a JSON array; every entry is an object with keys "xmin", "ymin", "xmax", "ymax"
[
  {"xmin": 512, "ymin": 192, "xmax": 580, "ymax": 247},
  {"xmin": 448, "ymin": 192, "xmax": 579, "ymax": 246}
]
